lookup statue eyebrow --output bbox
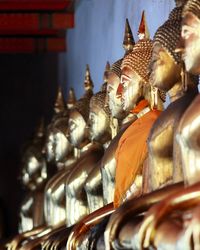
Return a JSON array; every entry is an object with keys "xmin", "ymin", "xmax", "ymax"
[
  {"xmin": 182, "ymin": 24, "xmax": 199, "ymax": 34},
  {"xmin": 121, "ymin": 74, "xmax": 131, "ymax": 81}
]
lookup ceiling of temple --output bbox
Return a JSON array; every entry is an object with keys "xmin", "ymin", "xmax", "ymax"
[{"xmin": 0, "ymin": 0, "xmax": 75, "ymax": 53}]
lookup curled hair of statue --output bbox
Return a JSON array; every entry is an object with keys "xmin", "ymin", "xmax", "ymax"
[
  {"xmin": 183, "ymin": 0, "xmax": 200, "ymax": 20},
  {"xmin": 154, "ymin": 6, "xmax": 183, "ymax": 64},
  {"xmin": 121, "ymin": 11, "xmax": 153, "ymax": 84},
  {"xmin": 90, "ymin": 85, "xmax": 111, "ymax": 118},
  {"xmin": 110, "ymin": 59, "xmax": 123, "ymax": 79}
]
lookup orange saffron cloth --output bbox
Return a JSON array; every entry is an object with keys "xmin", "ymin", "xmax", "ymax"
[{"xmin": 114, "ymin": 100, "xmax": 161, "ymax": 208}]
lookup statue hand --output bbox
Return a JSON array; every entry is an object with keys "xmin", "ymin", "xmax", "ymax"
[
  {"xmin": 184, "ymin": 206, "xmax": 200, "ymax": 250},
  {"xmin": 138, "ymin": 202, "xmax": 167, "ymax": 249},
  {"xmin": 6, "ymin": 234, "xmax": 22, "ymax": 250}
]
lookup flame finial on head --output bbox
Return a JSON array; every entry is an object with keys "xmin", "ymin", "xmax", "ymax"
[
  {"xmin": 175, "ymin": 0, "xmax": 188, "ymax": 7},
  {"xmin": 35, "ymin": 117, "xmax": 45, "ymax": 138},
  {"xmin": 54, "ymin": 86, "xmax": 66, "ymax": 114},
  {"xmin": 84, "ymin": 64, "xmax": 94, "ymax": 91},
  {"xmin": 138, "ymin": 11, "xmax": 150, "ymax": 40},
  {"xmin": 123, "ymin": 18, "xmax": 135, "ymax": 54},
  {"xmin": 67, "ymin": 88, "xmax": 76, "ymax": 109},
  {"xmin": 104, "ymin": 61, "xmax": 111, "ymax": 83}
]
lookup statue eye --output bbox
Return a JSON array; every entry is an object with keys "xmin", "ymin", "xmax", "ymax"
[
  {"xmin": 182, "ymin": 25, "xmax": 192, "ymax": 40},
  {"xmin": 122, "ymin": 80, "xmax": 128, "ymax": 89},
  {"xmin": 69, "ymin": 121, "xmax": 76, "ymax": 132}
]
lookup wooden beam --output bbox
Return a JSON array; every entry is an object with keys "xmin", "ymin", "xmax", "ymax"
[
  {"xmin": 0, "ymin": 1, "xmax": 74, "ymax": 12},
  {"xmin": 0, "ymin": 37, "xmax": 66, "ymax": 53},
  {"xmin": 0, "ymin": 13, "xmax": 74, "ymax": 35}
]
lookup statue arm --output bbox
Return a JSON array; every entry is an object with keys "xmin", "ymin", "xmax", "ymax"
[
  {"xmin": 138, "ymin": 181, "xmax": 200, "ymax": 249},
  {"xmin": 67, "ymin": 203, "xmax": 114, "ymax": 250},
  {"xmin": 44, "ymin": 169, "xmax": 66, "ymax": 223},
  {"xmin": 104, "ymin": 182, "xmax": 183, "ymax": 249},
  {"xmin": 5, "ymin": 225, "xmax": 48, "ymax": 250}
]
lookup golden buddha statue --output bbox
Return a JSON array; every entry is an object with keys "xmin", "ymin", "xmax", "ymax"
[
  {"xmin": 82, "ymin": 19, "xmax": 136, "ymax": 219},
  {"xmin": 113, "ymin": 10, "xmax": 163, "ymax": 209},
  {"xmin": 104, "ymin": 11, "xmax": 178, "ymax": 249},
  {"xmin": 67, "ymin": 13, "xmax": 163, "ymax": 250},
  {"xmin": 4, "ymin": 120, "xmax": 49, "ymax": 250},
  {"xmin": 84, "ymin": 63, "xmax": 113, "ymax": 214},
  {"xmin": 5, "ymin": 88, "xmax": 70, "ymax": 250},
  {"xmin": 104, "ymin": 3, "xmax": 200, "ymax": 249},
  {"xmin": 136, "ymin": 1, "xmax": 200, "ymax": 249},
  {"xmin": 19, "ymin": 66, "xmax": 100, "ymax": 250},
  {"xmin": 34, "ymin": 65, "xmax": 98, "ymax": 250},
  {"xmin": 44, "ymin": 88, "xmax": 77, "ymax": 227},
  {"xmin": 66, "ymin": 20, "xmax": 138, "ymax": 250},
  {"xmin": 101, "ymin": 19, "xmax": 136, "ymax": 206},
  {"xmin": 66, "ymin": 87, "xmax": 109, "ymax": 226},
  {"xmin": 18, "ymin": 119, "xmax": 47, "ymax": 234},
  {"xmin": 147, "ymin": 3, "xmax": 198, "ymax": 191},
  {"xmin": 84, "ymin": 18, "xmax": 136, "ymax": 214}
]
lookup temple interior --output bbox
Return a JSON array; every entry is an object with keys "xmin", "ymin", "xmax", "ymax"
[{"xmin": 1, "ymin": 0, "xmax": 200, "ymax": 249}]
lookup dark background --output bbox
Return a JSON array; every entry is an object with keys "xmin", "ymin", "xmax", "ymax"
[{"xmin": 0, "ymin": 53, "xmax": 59, "ymax": 238}]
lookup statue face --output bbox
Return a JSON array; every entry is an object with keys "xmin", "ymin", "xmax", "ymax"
[
  {"xmin": 120, "ymin": 67, "xmax": 143, "ymax": 111},
  {"xmin": 21, "ymin": 169, "xmax": 30, "ymax": 186},
  {"xmin": 88, "ymin": 104, "xmax": 110, "ymax": 141},
  {"xmin": 68, "ymin": 110, "xmax": 87, "ymax": 148},
  {"xmin": 46, "ymin": 132, "xmax": 55, "ymax": 163},
  {"xmin": 22, "ymin": 149, "xmax": 47, "ymax": 189},
  {"xmin": 181, "ymin": 13, "xmax": 200, "ymax": 75},
  {"xmin": 107, "ymin": 72, "xmax": 125, "ymax": 119},
  {"xmin": 54, "ymin": 131, "xmax": 71, "ymax": 162},
  {"xmin": 26, "ymin": 154, "xmax": 40, "ymax": 176},
  {"xmin": 149, "ymin": 44, "xmax": 181, "ymax": 91}
]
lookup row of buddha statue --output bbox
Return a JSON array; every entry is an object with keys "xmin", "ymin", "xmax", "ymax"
[{"xmin": 3, "ymin": 0, "xmax": 200, "ymax": 249}]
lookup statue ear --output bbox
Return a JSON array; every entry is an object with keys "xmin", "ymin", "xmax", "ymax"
[
  {"xmin": 150, "ymin": 86, "xmax": 158, "ymax": 109},
  {"xmin": 141, "ymin": 81, "xmax": 150, "ymax": 100},
  {"xmin": 84, "ymin": 122, "xmax": 90, "ymax": 141}
]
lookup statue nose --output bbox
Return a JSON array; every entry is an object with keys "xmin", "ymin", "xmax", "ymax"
[
  {"xmin": 66, "ymin": 132, "xmax": 70, "ymax": 139},
  {"xmin": 116, "ymin": 83, "xmax": 123, "ymax": 99},
  {"xmin": 104, "ymin": 93, "xmax": 109, "ymax": 108},
  {"xmin": 175, "ymin": 37, "xmax": 185, "ymax": 54}
]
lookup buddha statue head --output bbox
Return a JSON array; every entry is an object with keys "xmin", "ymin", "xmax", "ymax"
[
  {"xmin": 68, "ymin": 65, "xmax": 93, "ymax": 148},
  {"xmin": 181, "ymin": 0, "xmax": 200, "ymax": 74},
  {"xmin": 46, "ymin": 86, "xmax": 67, "ymax": 163},
  {"xmin": 150, "ymin": 6, "xmax": 184, "ymax": 92},
  {"xmin": 88, "ymin": 83, "xmax": 111, "ymax": 143},
  {"xmin": 119, "ymin": 12, "xmax": 153, "ymax": 111},
  {"xmin": 21, "ymin": 119, "xmax": 47, "ymax": 190},
  {"xmin": 106, "ymin": 19, "xmax": 136, "ymax": 117},
  {"xmin": 51, "ymin": 117, "xmax": 73, "ymax": 163},
  {"xmin": 46, "ymin": 88, "xmax": 76, "ymax": 164},
  {"xmin": 106, "ymin": 59, "xmax": 128, "ymax": 119}
]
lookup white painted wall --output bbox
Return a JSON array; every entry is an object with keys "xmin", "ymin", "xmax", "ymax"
[{"xmin": 59, "ymin": 0, "xmax": 176, "ymax": 99}]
